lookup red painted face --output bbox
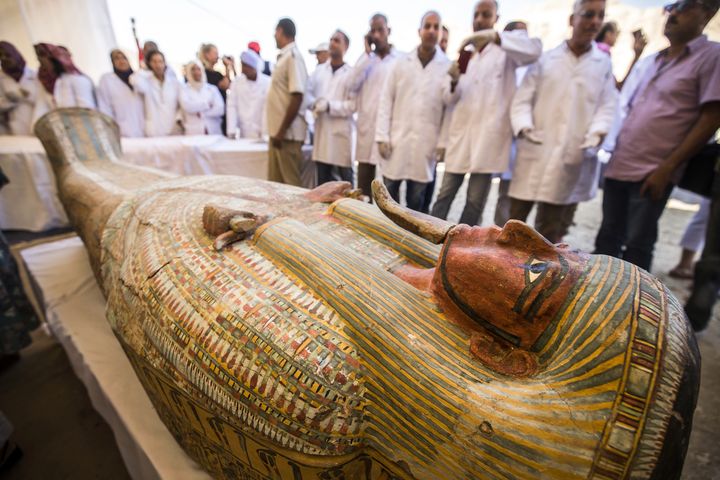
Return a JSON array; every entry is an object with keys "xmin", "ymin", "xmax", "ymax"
[{"xmin": 432, "ymin": 221, "xmax": 588, "ymax": 349}]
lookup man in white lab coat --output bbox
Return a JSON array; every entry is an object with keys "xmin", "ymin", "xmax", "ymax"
[
  {"xmin": 509, "ymin": 0, "xmax": 617, "ymax": 243},
  {"xmin": 430, "ymin": 1, "xmax": 542, "ymax": 226},
  {"xmin": 306, "ymin": 30, "xmax": 356, "ymax": 185},
  {"xmin": 226, "ymin": 50, "xmax": 270, "ymax": 139},
  {"xmin": 375, "ymin": 11, "xmax": 451, "ymax": 211},
  {"xmin": 349, "ymin": 13, "xmax": 399, "ymax": 199},
  {"xmin": 97, "ymin": 49, "xmax": 145, "ymax": 137}
]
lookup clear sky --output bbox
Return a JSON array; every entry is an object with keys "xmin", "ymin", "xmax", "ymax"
[{"xmin": 106, "ymin": 0, "xmax": 669, "ymax": 73}]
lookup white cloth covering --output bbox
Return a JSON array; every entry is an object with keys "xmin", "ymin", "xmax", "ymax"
[
  {"xmin": 509, "ymin": 42, "xmax": 618, "ymax": 205},
  {"xmin": 130, "ymin": 70, "xmax": 182, "ymax": 137},
  {"xmin": 0, "ymin": 67, "xmax": 38, "ymax": 135},
  {"xmin": 375, "ymin": 47, "xmax": 451, "ymax": 183},
  {"xmin": 444, "ymin": 31, "xmax": 542, "ymax": 174},
  {"xmin": 97, "ymin": 72, "xmax": 145, "ymax": 137},
  {"xmin": 349, "ymin": 48, "xmax": 400, "ymax": 166},
  {"xmin": 0, "ymin": 135, "xmax": 315, "ymax": 231},
  {"xmin": 305, "ymin": 62, "xmax": 356, "ymax": 167},
  {"xmin": 18, "ymin": 236, "xmax": 212, "ymax": 480},
  {"xmin": 226, "ymin": 73, "xmax": 270, "ymax": 139},
  {"xmin": 179, "ymin": 83, "xmax": 224, "ymax": 136}
]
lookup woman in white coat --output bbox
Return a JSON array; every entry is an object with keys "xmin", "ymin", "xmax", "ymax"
[
  {"xmin": 509, "ymin": 4, "xmax": 618, "ymax": 243},
  {"xmin": 0, "ymin": 41, "xmax": 37, "ymax": 135},
  {"xmin": 131, "ymin": 50, "xmax": 182, "ymax": 137},
  {"xmin": 305, "ymin": 31, "xmax": 356, "ymax": 185},
  {"xmin": 179, "ymin": 60, "xmax": 224, "ymax": 136},
  {"xmin": 33, "ymin": 43, "xmax": 96, "ymax": 123},
  {"xmin": 97, "ymin": 50, "xmax": 145, "ymax": 137}
]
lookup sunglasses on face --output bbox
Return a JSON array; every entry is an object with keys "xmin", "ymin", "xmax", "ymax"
[
  {"xmin": 577, "ymin": 9, "xmax": 605, "ymax": 20},
  {"xmin": 664, "ymin": 0, "xmax": 707, "ymax": 13}
]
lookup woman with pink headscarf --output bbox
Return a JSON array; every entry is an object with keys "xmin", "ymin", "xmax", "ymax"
[
  {"xmin": 0, "ymin": 41, "xmax": 38, "ymax": 135},
  {"xmin": 32, "ymin": 43, "xmax": 96, "ymax": 123}
]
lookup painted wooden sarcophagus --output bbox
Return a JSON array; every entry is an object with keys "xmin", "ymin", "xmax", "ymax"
[{"xmin": 35, "ymin": 109, "xmax": 700, "ymax": 480}]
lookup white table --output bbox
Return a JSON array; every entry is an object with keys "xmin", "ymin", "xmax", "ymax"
[{"xmin": 19, "ymin": 236, "xmax": 212, "ymax": 480}]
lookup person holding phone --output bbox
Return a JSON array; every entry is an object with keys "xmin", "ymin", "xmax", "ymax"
[
  {"xmin": 430, "ymin": 0, "xmax": 542, "ymax": 226},
  {"xmin": 348, "ymin": 13, "xmax": 400, "ymax": 199}
]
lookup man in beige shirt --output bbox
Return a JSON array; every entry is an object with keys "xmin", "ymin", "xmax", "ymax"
[{"xmin": 266, "ymin": 17, "xmax": 309, "ymax": 186}]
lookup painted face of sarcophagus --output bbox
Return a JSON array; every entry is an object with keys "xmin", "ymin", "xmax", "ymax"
[{"xmin": 35, "ymin": 109, "xmax": 700, "ymax": 480}]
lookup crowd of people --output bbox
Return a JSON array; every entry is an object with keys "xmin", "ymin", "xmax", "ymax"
[{"xmin": 1, "ymin": 0, "xmax": 719, "ymax": 325}]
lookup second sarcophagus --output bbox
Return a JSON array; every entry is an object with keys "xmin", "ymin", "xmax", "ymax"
[{"xmin": 36, "ymin": 109, "xmax": 699, "ymax": 480}]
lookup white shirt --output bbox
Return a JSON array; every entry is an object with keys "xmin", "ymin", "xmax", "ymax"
[
  {"xmin": 444, "ymin": 31, "xmax": 542, "ymax": 174},
  {"xmin": 266, "ymin": 42, "xmax": 308, "ymax": 142},
  {"xmin": 375, "ymin": 47, "xmax": 451, "ymax": 183},
  {"xmin": 226, "ymin": 73, "xmax": 270, "ymax": 138},
  {"xmin": 54, "ymin": 73, "xmax": 96, "ymax": 109},
  {"xmin": 97, "ymin": 72, "xmax": 145, "ymax": 137},
  {"xmin": 0, "ymin": 67, "xmax": 37, "ymax": 135},
  {"xmin": 131, "ymin": 70, "xmax": 182, "ymax": 137},
  {"xmin": 349, "ymin": 48, "xmax": 400, "ymax": 165},
  {"xmin": 179, "ymin": 83, "xmax": 224, "ymax": 136},
  {"xmin": 305, "ymin": 62, "xmax": 356, "ymax": 167},
  {"xmin": 510, "ymin": 42, "xmax": 618, "ymax": 205}
]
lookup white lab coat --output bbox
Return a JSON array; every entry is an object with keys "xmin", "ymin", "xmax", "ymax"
[
  {"xmin": 179, "ymin": 83, "xmax": 224, "ymax": 135},
  {"xmin": 54, "ymin": 73, "xmax": 96, "ymax": 109},
  {"xmin": 510, "ymin": 42, "xmax": 618, "ymax": 205},
  {"xmin": 305, "ymin": 62, "xmax": 356, "ymax": 167},
  {"xmin": 97, "ymin": 72, "xmax": 145, "ymax": 137},
  {"xmin": 0, "ymin": 67, "xmax": 37, "ymax": 135},
  {"xmin": 131, "ymin": 70, "xmax": 182, "ymax": 137},
  {"xmin": 349, "ymin": 48, "xmax": 400, "ymax": 165},
  {"xmin": 444, "ymin": 31, "xmax": 542, "ymax": 174},
  {"xmin": 375, "ymin": 48, "xmax": 451, "ymax": 183},
  {"xmin": 226, "ymin": 73, "xmax": 270, "ymax": 138}
]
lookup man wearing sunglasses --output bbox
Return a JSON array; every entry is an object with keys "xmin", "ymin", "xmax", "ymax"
[{"xmin": 595, "ymin": 0, "xmax": 720, "ymax": 272}]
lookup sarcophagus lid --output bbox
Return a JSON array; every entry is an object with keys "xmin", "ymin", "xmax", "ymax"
[{"xmin": 35, "ymin": 109, "xmax": 700, "ymax": 480}]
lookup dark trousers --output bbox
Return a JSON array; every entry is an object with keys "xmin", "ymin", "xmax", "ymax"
[
  {"xmin": 494, "ymin": 179, "xmax": 512, "ymax": 227},
  {"xmin": 382, "ymin": 177, "xmax": 429, "ymax": 212},
  {"xmin": 421, "ymin": 164, "xmax": 438, "ymax": 214},
  {"xmin": 594, "ymin": 178, "xmax": 673, "ymax": 271},
  {"xmin": 431, "ymin": 173, "xmax": 493, "ymax": 226},
  {"xmin": 686, "ymin": 167, "xmax": 720, "ymax": 330},
  {"xmin": 509, "ymin": 199, "xmax": 578, "ymax": 244},
  {"xmin": 357, "ymin": 163, "xmax": 376, "ymax": 201},
  {"xmin": 315, "ymin": 161, "xmax": 353, "ymax": 187}
]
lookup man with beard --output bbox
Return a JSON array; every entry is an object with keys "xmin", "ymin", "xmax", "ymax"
[{"xmin": 596, "ymin": 0, "xmax": 720, "ymax": 271}]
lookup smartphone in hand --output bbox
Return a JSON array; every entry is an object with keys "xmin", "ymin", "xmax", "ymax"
[{"xmin": 458, "ymin": 49, "xmax": 472, "ymax": 74}]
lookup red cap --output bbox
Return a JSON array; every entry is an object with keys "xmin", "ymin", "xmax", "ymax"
[{"xmin": 248, "ymin": 41, "xmax": 261, "ymax": 54}]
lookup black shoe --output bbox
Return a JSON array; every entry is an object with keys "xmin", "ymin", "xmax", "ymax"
[
  {"xmin": 685, "ymin": 284, "xmax": 718, "ymax": 332},
  {"xmin": 0, "ymin": 440, "xmax": 23, "ymax": 472}
]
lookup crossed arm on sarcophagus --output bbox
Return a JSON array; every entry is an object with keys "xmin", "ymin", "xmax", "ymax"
[{"xmin": 35, "ymin": 108, "xmax": 700, "ymax": 480}]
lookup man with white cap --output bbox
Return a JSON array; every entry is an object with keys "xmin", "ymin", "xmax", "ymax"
[
  {"xmin": 349, "ymin": 12, "xmax": 400, "ymax": 199},
  {"xmin": 309, "ymin": 42, "xmax": 330, "ymax": 66},
  {"xmin": 226, "ymin": 49, "xmax": 271, "ymax": 139},
  {"xmin": 305, "ymin": 30, "xmax": 356, "ymax": 185}
]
